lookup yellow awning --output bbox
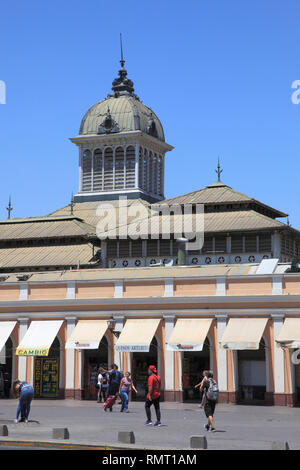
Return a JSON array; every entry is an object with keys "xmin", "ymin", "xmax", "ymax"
[
  {"xmin": 66, "ymin": 320, "xmax": 108, "ymax": 349},
  {"xmin": 16, "ymin": 320, "xmax": 63, "ymax": 356},
  {"xmin": 276, "ymin": 318, "xmax": 300, "ymax": 348},
  {"xmin": 167, "ymin": 318, "xmax": 212, "ymax": 351},
  {"xmin": 220, "ymin": 318, "xmax": 268, "ymax": 350},
  {"xmin": 115, "ymin": 319, "xmax": 160, "ymax": 352}
]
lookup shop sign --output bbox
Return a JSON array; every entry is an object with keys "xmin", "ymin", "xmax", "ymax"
[
  {"xmin": 115, "ymin": 345, "xmax": 149, "ymax": 352},
  {"xmin": 167, "ymin": 343, "xmax": 203, "ymax": 352},
  {"xmin": 16, "ymin": 348, "xmax": 49, "ymax": 356}
]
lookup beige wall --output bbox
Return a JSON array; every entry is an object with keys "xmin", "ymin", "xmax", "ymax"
[
  {"xmin": 76, "ymin": 283, "xmax": 114, "ymax": 299},
  {"xmin": 283, "ymin": 277, "xmax": 300, "ymax": 295},
  {"xmin": 28, "ymin": 284, "xmax": 67, "ymax": 300},
  {"xmin": 174, "ymin": 279, "xmax": 216, "ymax": 296},
  {"xmin": 227, "ymin": 278, "xmax": 272, "ymax": 295},
  {"xmin": 0, "ymin": 286, "xmax": 20, "ymax": 301},
  {"xmin": 123, "ymin": 281, "xmax": 164, "ymax": 298}
]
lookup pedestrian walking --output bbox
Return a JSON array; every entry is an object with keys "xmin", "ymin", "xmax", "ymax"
[
  {"xmin": 13, "ymin": 380, "xmax": 34, "ymax": 423},
  {"xmin": 194, "ymin": 370, "xmax": 208, "ymax": 408},
  {"xmin": 200, "ymin": 371, "xmax": 219, "ymax": 432},
  {"xmin": 119, "ymin": 372, "xmax": 137, "ymax": 413},
  {"xmin": 145, "ymin": 365, "xmax": 161, "ymax": 427},
  {"xmin": 99, "ymin": 367, "xmax": 109, "ymax": 402},
  {"xmin": 103, "ymin": 364, "xmax": 123, "ymax": 397},
  {"xmin": 96, "ymin": 368, "xmax": 103, "ymax": 403}
]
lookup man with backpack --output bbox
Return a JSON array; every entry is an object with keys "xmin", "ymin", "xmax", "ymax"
[
  {"xmin": 200, "ymin": 370, "xmax": 218, "ymax": 432},
  {"xmin": 104, "ymin": 364, "xmax": 123, "ymax": 396}
]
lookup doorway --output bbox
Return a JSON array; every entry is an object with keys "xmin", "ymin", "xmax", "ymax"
[
  {"xmin": 0, "ymin": 337, "xmax": 13, "ymax": 398},
  {"xmin": 237, "ymin": 339, "xmax": 267, "ymax": 404},
  {"xmin": 34, "ymin": 337, "xmax": 60, "ymax": 398},
  {"xmin": 182, "ymin": 338, "xmax": 210, "ymax": 402},
  {"xmin": 131, "ymin": 337, "xmax": 158, "ymax": 401},
  {"xmin": 83, "ymin": 336, "xmax": 108, "ymax": 400}
]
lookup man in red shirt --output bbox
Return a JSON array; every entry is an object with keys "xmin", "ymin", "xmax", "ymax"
[{"xmin": 145, "ymin": 365, "xmax": 161, "ymax": 427}]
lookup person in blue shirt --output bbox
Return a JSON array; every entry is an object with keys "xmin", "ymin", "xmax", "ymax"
[{"xmin": 13, "ymin": 380, "xmax": 34, "ymax": 423}]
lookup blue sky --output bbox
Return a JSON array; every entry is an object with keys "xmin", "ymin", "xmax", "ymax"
[{"xmin": 0, "ymin": 0, "xmax": 299, "ymax": 227}]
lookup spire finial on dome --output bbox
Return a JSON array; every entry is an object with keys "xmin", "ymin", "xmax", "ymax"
[
  {"xmin": 111, "ymin": 34, "xmax": 136, "ymax": 97},
  {"xmin": 120, "ymin": 33, "xmax": 125, "ymax": 69}
]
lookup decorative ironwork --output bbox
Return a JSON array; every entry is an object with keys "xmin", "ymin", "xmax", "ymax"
[
  {"xmin": 235, "ymin": 256, "xmax": 242, "ymax": 263},
  {"xmin": 205, "ymin": 257, "xmax": 212, "ymax": 264},
  {"xmin": 192, "ymin": 257, "xmax": 198, "ymax": 264},
  {"xmin": 248, "ymin": 255, "xmax": 255, "ymax": 262}
]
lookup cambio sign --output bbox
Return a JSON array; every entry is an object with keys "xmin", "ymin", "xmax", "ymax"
[{"xmin": 0, "ymin": 80, "xmax": 6, "ymax": 104}]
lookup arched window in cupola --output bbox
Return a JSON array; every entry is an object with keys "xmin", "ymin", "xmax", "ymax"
[
  {"xmin": 82, "ymin": 150, "xmax": 92, "ymax": 191},
  {"xmin": 104, "ymin": 147, "xmax": 114, "ymax": 190},
  {"xmin": 125, "ymin": 146, "xmax": 135, "ymax": 188},
  {"xmin": 93, "ymin": 149, "xmax": 103, "ymax": 191},
  {"xmin": 115, "ymin": 146, "xmax": 125, "ymax": 189}
]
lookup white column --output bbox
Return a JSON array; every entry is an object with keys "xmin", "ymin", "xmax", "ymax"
[
  {"xmin": 17, "ymin": 318, "xmax": 29, "ymax": 381},
  {"xmin": 19, "ymin": 283, "xmax": 28, "ymax": 300},
  {"xmin": 163, "ymin": 315, "xmax": 175, "ymax": 392},
  {"xmin": 113, "ymin": 315, "xmax": 124, "ymax": 371},
  {"xmin": 79, "ymin": 148, "xmax": 83, "ymax": 192},
  {"xmin": 65, "ymin": 317, "xmax": 77, "ymax": 394},
  {"xmin": 272, "ymin": 314, "xmax": 285, "ymax": 394},
  {"xmin": 216, "ymin": 278, "xmax": 226, "ymax": 296},
  {"xmin": 66, "ymin": 282, "xmax": 76, "ymax": 299},
  {"xmin": 164, "ymin": 279, "xmax": 174, "ymax": 297},
  {"xmin": 272, "ymin": 276, "xmax": 283, "ymax": 295},
  {"xmin": 135, "ymin": 143, "xmax": 139, "ymax": 188},
  {"xmin": 114, "ymin": 281, "xmax": 123, "ymax": 298},
  {"xmin": 272, "ymin": 231, "xmax": 281, "ymax": 259},
  {"xmin": 216, "ymin": 314, "xmax": 228, "ymax": 391}
]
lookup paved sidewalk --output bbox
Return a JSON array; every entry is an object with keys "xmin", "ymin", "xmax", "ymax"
[{"xmin": 0, "ymin": 399, "xmax": 300, "ymax": 450}]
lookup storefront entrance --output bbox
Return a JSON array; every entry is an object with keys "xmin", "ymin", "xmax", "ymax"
[
  {"xmin": 182, "ymin": 339, "xmax": 210, "ymax": 402},
  {"xmin": 131, "ymin": 337, "xmax": 158, "ymax": 401},
  {"xmin": 0, "ymin": 337, "xmax": 13, "ymax": 398},
  {"xmin": 237, "ymin": 339, "xmax": 267, "ymax": 404},
  {"xmin": 34, "ymin": 337, "xmax": 60, "ymax": 398},
  {"xmin": 83, "ymin": 336, "xmax": 108, "ymax": 400}
]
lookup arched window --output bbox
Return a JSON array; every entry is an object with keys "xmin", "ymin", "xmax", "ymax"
[
  {"xmin": 82, "ymin": 150, "xmax": 92, "ymax": 191},
  {"xmin": 125, "ymin": 146, "xmax": 135, "ymax": 188},
  {"xmin": 104, "ymin": 147, "xmax": 113, "ymax": 190},
  {"xmin": 93, "ymin": 149, "xmax": 103, "ymax": 191},
  {"xmin": 115, "ymin": 147, "xmax": 125, "ymax": 189}
]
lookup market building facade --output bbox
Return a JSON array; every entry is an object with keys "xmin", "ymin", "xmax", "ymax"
[{"xmin": 1, "ymin": 54, "xmax": 300, "ymax": 405}]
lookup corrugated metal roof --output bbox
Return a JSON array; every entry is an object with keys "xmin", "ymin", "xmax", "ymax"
[
  {"xmin": 0, "ymin": 243, "xmax": 95, "ymax": 268},
  {"xmin": 0, "ymin": 217, "xmax": 96, "ymax": 240},
  {"xmin": 164, "ymin": 182, "xmax": 288, "ymax": 218}
]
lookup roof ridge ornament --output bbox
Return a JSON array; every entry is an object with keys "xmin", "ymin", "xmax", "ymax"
[
  {"xmin": 6, "ymin": 196, "xmax": 13, "ymax": 219},
  {"xmin": 215, "ymin": 157, "xmax": 223, "ymax": 183},
  {"xmin": 111, "ymin": 34, "xmax": 138, "ymax": 98}
]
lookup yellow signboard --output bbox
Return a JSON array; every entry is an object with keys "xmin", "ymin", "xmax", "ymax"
[{"xmin": 16, "ymin": 349, "xmax": 49, "ymax": 356}]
